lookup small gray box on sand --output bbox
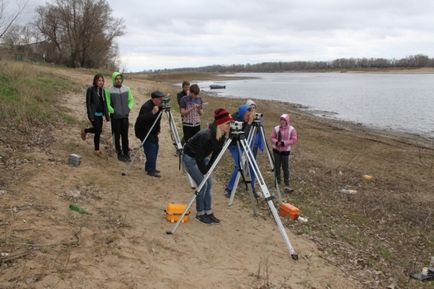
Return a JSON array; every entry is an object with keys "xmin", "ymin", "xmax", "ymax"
[{"xmin": 68, "ymin": 154, "xmax": 82, "ymax": 167}]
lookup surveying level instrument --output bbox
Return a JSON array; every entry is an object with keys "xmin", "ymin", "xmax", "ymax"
[
  {"xmin": 121, "ymin": 96, "xmax": 196, "ymax": 188},
  {"xmin": 166, "ymin": 121, "xmax": 298, "ymax": 260},
  {"xmin": 228, "ymin": 112, "xmax": 282, "ymax": 211}
]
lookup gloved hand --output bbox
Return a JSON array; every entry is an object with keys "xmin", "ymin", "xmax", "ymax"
[{"xmin": 280, "ymin": 141, "xmax": 285, "ymax": 147}]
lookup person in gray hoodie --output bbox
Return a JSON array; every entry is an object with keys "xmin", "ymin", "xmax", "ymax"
[{"xmin": 106, "ymin": 72, "xmax": 134, "ymax": 161}]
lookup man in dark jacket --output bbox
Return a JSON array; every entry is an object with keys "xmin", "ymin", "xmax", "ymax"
[
  {"xmin": 134, "ymin": 91, "xmax": 164, "ymax": 177},
  {"xmin": 106, "ymin": 72, "xmax": 134, "ymax": 161}
]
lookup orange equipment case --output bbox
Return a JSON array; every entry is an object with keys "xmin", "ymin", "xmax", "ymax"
[
  {"xmin": 165, "ymin": 203, "xmax": 190, "ymax": 223},
  {"xmin": 278, "ymin": 203, "xmax": 300, "ymax": 220}
]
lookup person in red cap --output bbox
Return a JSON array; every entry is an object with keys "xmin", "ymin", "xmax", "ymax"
[{"xmin": 182, "ymin": 108, "xmax": 232, "ymax": 224}]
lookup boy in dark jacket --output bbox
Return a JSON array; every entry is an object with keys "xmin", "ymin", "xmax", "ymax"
[
  {"xmin": 81, "ymin": 73, "xmax": 110, "ymax": 156},
  {"xmin": 134, "ymin": 91, "xmax": 164, "ymax": 177},
  {"xmin": 176, "ymin": 80, "xmax": 190, "ymax": 107}
]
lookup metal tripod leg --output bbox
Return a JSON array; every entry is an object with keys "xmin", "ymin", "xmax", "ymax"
[
  {"xmin": 239, "ymin": 137, "xmax": 298, "ymax": 260},
  {"xmin": 167, "ymin": 137, "xmax": 233, "ymax": 235},
  {"xmin": 228, "ymin": 126, "xmax": 259, "ymax": 209},
  {"xmin": 228, "ymin": 126, "xmax": 255, "ymax": 198},
  {"xmin": 258, "ymin": 125, "xmax": 282, "ymax": 202},
  {"xmin": 121, "ymin": 108, "xmax": 195, "ymax": 189},
  {"xmin": 121, "ymin": 111, "xmax": 163, "ymax": 176},
  {"xmin": 259, "ymin": 125, "xmax": 275, "ymax": 171},
  {"xmin": 165, "ymin": 110, "xmax": 196, "ymax": 188},
  {"xmin": 165, "ymin": 110, "xmax": 183, "ymax": 152},
  {"xmin": 168, "ymin": 128, "xmax": 298, "ymax": 260},
  {"xmin": 228, "ymin": 140, "xmax": 258, "ymax": 215}
]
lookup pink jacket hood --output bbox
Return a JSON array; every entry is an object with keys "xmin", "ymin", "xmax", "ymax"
[{"xmin": 280, "ymin": 114, "xmax": 290, "ymax": 127}]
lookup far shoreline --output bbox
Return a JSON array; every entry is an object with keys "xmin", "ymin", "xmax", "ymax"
[
  {"xmin": 141, "ymin": 66, "xmax": 434, "ymax": 75},
  {"xmin": 205, "ymin": 92, "xmax": 434, "ymax": 150},
  {"xmin": 138, "ymin": 69, "xmax": 434, "ymax": 147}
]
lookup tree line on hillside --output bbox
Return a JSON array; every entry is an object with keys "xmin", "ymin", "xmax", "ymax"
[
  {"xmin": 153, "ymin": 54, "xmax": 434, "ymax": 73},
  {"xmin": 0, "ymin": 0, "xmax": 124, "ymax": 69}
]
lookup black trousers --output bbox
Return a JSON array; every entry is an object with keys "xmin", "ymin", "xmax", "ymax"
[
  {"xmin": 182, "ymin": 125, "xmax": 201, "ymax": 143},
  {"xmin": 111, "ymin": 117, "xmax": 129, "ymax": 155},
  {"xmin": 84, "ymin": 116, "xmax": 103, "ymax": 150},
  {"xmin": 273, "ymin": 150, "xmax": 291, "ymax": 186}
]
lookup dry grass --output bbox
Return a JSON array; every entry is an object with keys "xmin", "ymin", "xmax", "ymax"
[{"xmin": 0, "ymin": 61, "xmax": 77, "ymax": 145}]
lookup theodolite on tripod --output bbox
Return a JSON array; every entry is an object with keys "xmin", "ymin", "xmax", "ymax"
[
  {"xmin": 166, "ymin": 120, "xmax": 298, "ymax": 260},
  {"xmin": 227, "ymin": 112, "xmax": 283, "ymax": 213},
  {"xmin": 121, "ymin": 96, "xmax": 195, "ymax": 187}
]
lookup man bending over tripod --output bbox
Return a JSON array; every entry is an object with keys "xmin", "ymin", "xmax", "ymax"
[{"xmin": 134, "ymin": 91, "xmax": 164, "ymax": 178}]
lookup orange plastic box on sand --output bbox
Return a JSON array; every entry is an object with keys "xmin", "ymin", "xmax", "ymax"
[
  {"xmin": 165, "ymin": 203, "xmax": 190, "ymax": 223},
  {"xmin": 278, "ymin": 203, "xmax": 300, "ymax": 220}
]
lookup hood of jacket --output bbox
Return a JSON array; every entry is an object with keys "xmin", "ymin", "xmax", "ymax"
[
  {"xmin": 235, "ymin": 104, "xmax": 250, "ymax": 121},
  {"xmin": 280, "ymin": 114, "xmax": 289, "ymax": 127},
  {"xmin": 111, "ymin": 71, "xmax": 122, "ymax": 86}
]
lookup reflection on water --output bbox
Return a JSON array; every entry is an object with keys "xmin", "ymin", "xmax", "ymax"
[{"xmin": 198, "ymin": 73, "xmax": 434, "ymax": 138}]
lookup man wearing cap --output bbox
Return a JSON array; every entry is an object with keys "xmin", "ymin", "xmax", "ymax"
[{"xmin": 134, "ymin": 91, "xmax": 165, "ymax": 177}]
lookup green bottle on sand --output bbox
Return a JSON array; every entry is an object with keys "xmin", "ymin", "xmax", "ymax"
[{"xmin": 69, "ymin": 203, "xmax": 88, "ymax": 214}]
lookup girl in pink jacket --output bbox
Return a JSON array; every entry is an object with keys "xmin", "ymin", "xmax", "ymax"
[{"xmin": 270, "ymin": 114, "xmax": 298, "ymax": 192}]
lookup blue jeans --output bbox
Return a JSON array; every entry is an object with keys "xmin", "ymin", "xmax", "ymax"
[
  {"xmin": 143, "ymin": 140, "xmax": 159, "ymax": 173},
  {"xmin": 226, "ymin": 145, "xmax": 258, "ymax": 192},
  {"xmin": 182, "ymin": 153, "xmax": 212, "ymax": 215}
]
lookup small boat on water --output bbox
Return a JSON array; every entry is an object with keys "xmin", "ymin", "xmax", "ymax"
[{"xmin": 209, "ymin": 84, "xmax": 226, "ymax": 89}]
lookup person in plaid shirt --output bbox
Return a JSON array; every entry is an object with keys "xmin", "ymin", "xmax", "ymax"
[{"xmin": 180, "ymin": 84, "xmax": 203, "ymax": 142}]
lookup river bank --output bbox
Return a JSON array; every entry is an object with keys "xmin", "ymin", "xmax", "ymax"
[
  {"xmin": 0, "ymin": 63, "xmax": 432, "ymax": 289},
  {"xmin": 161, "ymin": 72, "xmax": 434, "ymax": 288}
]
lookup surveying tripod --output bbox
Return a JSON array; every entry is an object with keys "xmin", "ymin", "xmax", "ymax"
[
  {"xmin": 166, "ymin": 122, "xmax": 298, "ymax": 260},
  {"xmin": 121, "ymin": 98, "xmax": 195, "ymax": 188},
  {"xmin": 228, "ymin": 114, "xmax": 283, "ymax": 212}
]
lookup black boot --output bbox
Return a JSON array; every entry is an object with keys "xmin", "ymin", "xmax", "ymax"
[
  {"xmin": 123, "ymin": 152, "xmax": 131, "ymax": 162},
  {"xmin": 117, "ymin": 152, "xmax": 124, "ymax": 161}
]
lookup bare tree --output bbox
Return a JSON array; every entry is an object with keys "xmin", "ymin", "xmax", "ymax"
[
  {"xmin": 0, "ymin": 0, "xmax": 28, "ymax": 39},
  {"xmin": 2, "ymin": 24, "xmax": 34, "ymax": 48},
  {"xmin": 35, "ymin": 0, "xmax": 125, "ymax": 68}
]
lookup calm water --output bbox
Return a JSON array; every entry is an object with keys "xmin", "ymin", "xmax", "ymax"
[{"xmin": 198, "ymin": 73, "xmax": 434, "ymax": 138}]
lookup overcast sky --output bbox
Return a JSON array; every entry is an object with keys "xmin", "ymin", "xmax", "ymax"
[{"xmin": 18, "ymin": 0, "xmax": 434, "ymax": 71}]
